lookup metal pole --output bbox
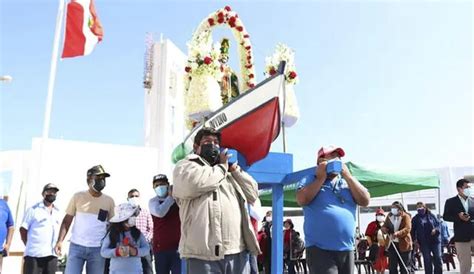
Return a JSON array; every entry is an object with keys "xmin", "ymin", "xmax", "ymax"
[
  {"xmin": 271, "ymin": 184, "xmax": 284, "ymax": 274},
  {"xmin": 42, "ymin": 0, "xmax": 65, "ymax": 139}
]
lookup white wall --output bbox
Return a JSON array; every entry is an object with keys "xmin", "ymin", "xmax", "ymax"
[{"xmin": 25, "ymin": 138, "xmax": 159, "ymax": 211}]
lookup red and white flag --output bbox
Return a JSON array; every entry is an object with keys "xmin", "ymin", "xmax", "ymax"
[{"xmin": 62, "ymin": 0, "xmax": 103, "ymax": 58}]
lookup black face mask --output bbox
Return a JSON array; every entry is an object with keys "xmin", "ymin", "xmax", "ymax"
[
  {"xmin": 92, "ymin": 178, "xmax": 106, "ymax": 192},
  {"xmin": 44, "ymin": 194, "xmax": 56, "ymax": 203},
  {"xmin": 199, "ymin": 143, "xmax": 220, "ymax": 166}
]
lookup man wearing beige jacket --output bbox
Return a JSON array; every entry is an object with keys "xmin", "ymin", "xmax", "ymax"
[{"xmin": 173, "ymin": 127, "xmax": 260, "ymax": 273}]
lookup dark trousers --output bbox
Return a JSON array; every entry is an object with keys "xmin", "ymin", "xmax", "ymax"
[
  {"xmin": 284, "ymin": 251, "xmax": 296, "ymax": 274},
  {"xmin": 420, "ymin": 242, "xmax": 443, "ymax": 274},
  {"xmin": 141, "ymin": 253, "xmax": 153, "ymax": 274},
  {"xmin": 154, "ymin": 250, "xmax": 181, "ymax": 274},
  {"xmin": 306, "ymin": 246, "xmax": 354, "ymax": 274},
  {"xmin": 23, "ymin": 256, "xmax": 58, "ymax": 274},
  {"xmin": 388, "ymin": 243, "xmax": 410, "ymax": 274}
]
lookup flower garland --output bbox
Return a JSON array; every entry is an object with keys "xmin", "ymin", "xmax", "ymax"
[
  {"xmin": 184, "ymin": 6, "xmax": 255, "ymax": 92},
  {"xmin": 264, "ymin": 43, "xmax": 298, "ymax": 85}
]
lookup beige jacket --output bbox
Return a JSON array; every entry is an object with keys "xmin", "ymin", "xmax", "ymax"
[{"xmin": 172, "ymin": 154, "xmax": 261, "ymax": 261}]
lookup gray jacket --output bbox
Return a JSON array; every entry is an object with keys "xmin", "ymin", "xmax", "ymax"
[{"xmin": 172, "ymin": 154, "xmax": 261, "ymax": 261}]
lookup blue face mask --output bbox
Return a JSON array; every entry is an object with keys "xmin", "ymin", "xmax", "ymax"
[
  {"xmin": 417, "ymin": 208, "xmax": 425, "ymax": 215},
  {"xmin": 155, "ymin": 185, "xmax": 168, "ymax": 197}
]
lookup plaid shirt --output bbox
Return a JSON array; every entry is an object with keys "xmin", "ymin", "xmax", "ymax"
[{"xmin": 136, "ymin": 207, "xmax": 153, "ymax": 242}]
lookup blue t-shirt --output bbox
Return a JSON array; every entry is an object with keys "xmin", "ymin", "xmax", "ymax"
[
  {"xmin": 298, "ymin": 176, "xmax": 357, "ymax": 251},
  {"xmin": 0, "ymin": 199, "xmax": 14, "ymax": 252}
]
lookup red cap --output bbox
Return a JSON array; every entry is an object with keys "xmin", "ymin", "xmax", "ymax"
[
  {"xmin": 317, "ymin": 145, "xmax": 345, "ymax": 160},
  {"xmin": 375, "ymin": 208, "xmax": 385, "ymax": 215}
]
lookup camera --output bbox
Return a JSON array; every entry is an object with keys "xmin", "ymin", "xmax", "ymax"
[{"xmin": 326, "ymin": 159, "xmax": 342, "ymax": 175}]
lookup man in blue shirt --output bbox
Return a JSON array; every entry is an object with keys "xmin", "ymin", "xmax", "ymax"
[
  {"xmin": 20, "ymin": 183, "xmax": 61, "ymax": 274},
  {"xmin": 296, "ymin": 145, "xmax": 370, "ymax": 274},
  {"xmin": 0, "ymin": 197, "xmax": 14, "ymax": 274}
]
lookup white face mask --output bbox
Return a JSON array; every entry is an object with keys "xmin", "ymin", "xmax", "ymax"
[
  {"xmin": 266, "ymin": 216, "xmax": 272, "ymax": 223},
  {"xmin": 376, "ymin": 216, "xmax": 385, "ymax": 222},
  {"xmin": 391, "ymin": 208, "xmax": 399, "ymax": 216},
  {"xmin": 127, "ymin": 216, "xmax": 137, "ymax": 227},
  {"xmin": 128, "ymin": 197, "xmax": 140, "ymax": 207},
  {"xmin": 463, "ymin": 188, "xmax": 472, "ymax": 197}
]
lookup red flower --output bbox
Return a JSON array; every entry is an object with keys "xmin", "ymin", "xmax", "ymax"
[
  {"xmin": 217, "ymin": 17, "xmax": 225, "ymax": 24},
  {"xmin": 269, "ymin": 67, "xmax": 277, "ymax": 76},
  {"xmin": 288, "ymin": 71, "xmax": 297, "ymax": 79},
  {"xmin": 229, "ymin": 16, "xmax": 236, "ymax": 23},
  {"xmin": 224, "ymin": 6, "xmax": 231, "ymax": 11},
  {"xmin": 248, "ymin": 82, "xmax": 255, "ymax": 88},
  {"xmin": 236, "ymin": 26, "xmax": 243, "ymax": 32},
  {"xmin": 249, "ymin": 74, "xmax": 254, "ymax": 79},
  {"xmin": 185, "ymin": 66, "xmax": 191, "ymax": 73},
  {"xmin": 243, "ymin": 34, "xmax": 250, "ymax": 38},
  {"xmin": 218, "ymin": 12, "xmax": 224, "ymax": 18},
  {"xmin": 229, "ymin": 21, "xmax": 236, "ymax": 28},
  {"xmin": 203, "ymin": 57, "xmax": 212, "ymax": 65},
  {"xmin": 208, "ymin": 18, "xmax": 215, "ymax": 26},
  {"xmin": 245, "ymin": 64, "xmax": 252, "ymax": 69},
  {"xmin": 247, "ymin": 55, "xmax": 251, "ymax": 60},
  {"xmin": 245, "ymin": 46, "xmax": 251, "ymax": 50}
]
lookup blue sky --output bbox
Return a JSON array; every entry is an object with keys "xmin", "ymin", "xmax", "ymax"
[{"xmin": 1, "ymin": 0, "xmax": 472, "ymax": 171}]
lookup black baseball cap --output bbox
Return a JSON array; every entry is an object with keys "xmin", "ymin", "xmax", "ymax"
[
  {"xmin": 42, "ymin": 183, "xmax": 59, "ymax": 193},
  {"xmin": 87, "ymin": 165, "xmax": 110, "ymax": 177},
  {"xmin": 153, "ymin": 174, "xmax": 168, "ymax": 183}
]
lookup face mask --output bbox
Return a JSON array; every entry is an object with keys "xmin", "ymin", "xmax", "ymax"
[
  {"xmin": 155, "ymin": 185, "xmax": 168, "ymax": 197},
  {"xmin": 127, "ymin": 216, "xmax": 136, "ymax": 227},
  {"xmin": 128, "ymin": 197, "xmax": 140, "ymax": 207},
  {"xmin": 391, "ymin": 208, "xmax": 399, "ymax": 216},
  {"xmin": 44, "ymin": 194, "xmax": 56, "ymax": 203},
  {"xmin": 376, "ymin": 216, "xmax": 385, "ymax": 222},
  {"xmin": 417, "ymin": 208, "xmax": 425, "ymax": 215},
  {"xmin": 463, "ymin": 188, "xmax": 472, "ymax": 197},
  {"xmin": 266, "ymin": 216, "xmax": 272, "ymax": 223},
  {"xmin": 199, "ymin": 143, "xmax": 220, "ymax": 166},
  {"xmin": 91, "ymin": 178, "xmax": 106, "ymax": 192}
]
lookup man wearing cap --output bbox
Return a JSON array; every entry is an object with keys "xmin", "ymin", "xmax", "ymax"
[
  {"xmin": 148, "ymin": 174, "xmax": 181, "ymax": 274},
  {"xmin": 20, "ymin": 183, "xmax": 61, "ymax": 274},
  {"xmin": 55, "ymin": 165, "xmax": 115, "ymax": 274},
  {"xmin": 296, "ymin": 145, "xmax": 370, "ymax": 274},
  {"xmin": 173, "ymin": 127, "xmax": 260, "ymax": 272}
]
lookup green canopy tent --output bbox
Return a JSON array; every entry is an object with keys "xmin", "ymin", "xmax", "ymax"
[{"xmin": 259, "ymin": 161, "xmax": 440, "ymax": 207}]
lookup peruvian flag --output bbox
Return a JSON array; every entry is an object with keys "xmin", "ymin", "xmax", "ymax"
[{"xmin": 61, "ymin": 0, "xmax": 103, "ymax": 58}]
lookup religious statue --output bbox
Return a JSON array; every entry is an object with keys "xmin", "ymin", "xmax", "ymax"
[{"xmin": 219, "ymin": 38, "xmax": 240, "ymax": 105}]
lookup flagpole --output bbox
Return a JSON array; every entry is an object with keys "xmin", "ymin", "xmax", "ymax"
[
  {"xmin": 42, "ymin": 0, "xmax": 66, "ymax": 139},
  {"xmin": 29, "ymin": 0, "xmax": 65, "ymax": 210}
]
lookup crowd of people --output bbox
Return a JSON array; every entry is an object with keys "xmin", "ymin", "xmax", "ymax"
[
  {"xmin": 0, "ymin": 128, "xmax": 472, "ymax": 274},
  {"xmin": 361, "ymin": 178, "xmax": 474, "ymax": 274}
]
